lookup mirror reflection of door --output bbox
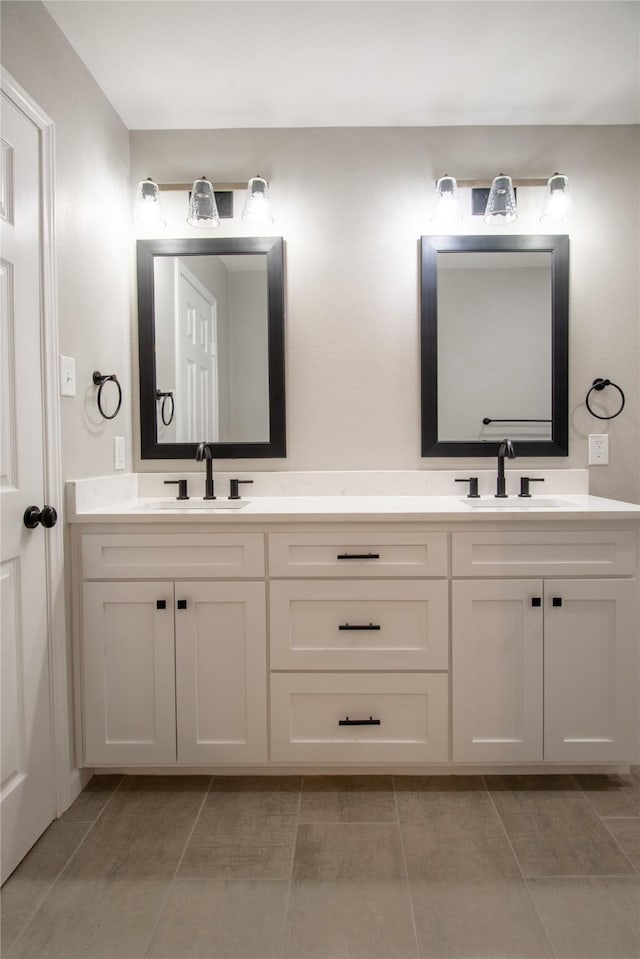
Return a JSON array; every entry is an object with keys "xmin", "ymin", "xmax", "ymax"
[
  {"xmin": 176, "ymin": 260, "xmax": 218, "ymax": 443},
  {"xmin": 153, "ymin": 254, "xmax": 269, "ymax": 445}
]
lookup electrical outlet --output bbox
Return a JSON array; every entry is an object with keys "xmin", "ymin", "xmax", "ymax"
[
  {"xmin": 588, "ymin": 433, "xmax": 609, "ymax": 465},
  {"xmin": 114, "ymin": 436, "xmax": 126, "ymax": 471}
]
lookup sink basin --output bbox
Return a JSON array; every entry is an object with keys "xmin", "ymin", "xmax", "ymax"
[
  {"xmin": 138, "ymin": 498, "xmax": 250, "ymax": 511},
  {"xmin": 462, "ymin": 497, "xmax": 574, "ymax": 509}
]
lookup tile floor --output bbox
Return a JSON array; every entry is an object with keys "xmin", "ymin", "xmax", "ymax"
[{"xmin": 1, "ymin": 770, "xmax": 639, "ymax": 959}]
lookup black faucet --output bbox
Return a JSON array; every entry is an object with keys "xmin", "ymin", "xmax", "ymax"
[
  {"xmin": 195, "ymin": 442, "xmax": 215, "ymax": 499},
  {"xmin": 495, "ymin": 439, "xmax": 516, "ymax": 498}
]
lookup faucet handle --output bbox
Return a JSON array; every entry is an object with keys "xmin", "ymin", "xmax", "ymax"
[
  {"xmin": 455, "ymin": 477, "xmax": 480, "ymax": 498},
  {"xmin": 164, "ymin": 479, "xmax": 189, "ymax": 500},
  {"xmin": 519, "ymin": 476, "xmax": 545, "ymax": 498},
  {"xmin": 229, "ymin": 479, "xmax": 253, "ymax": 500}
]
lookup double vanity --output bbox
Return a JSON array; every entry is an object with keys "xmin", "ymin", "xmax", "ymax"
[{"xmin": 68, "ymin": 471, "xmax": 640, "ymax": 774}]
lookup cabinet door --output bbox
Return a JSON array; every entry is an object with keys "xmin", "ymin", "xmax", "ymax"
[
  {"xmin": 83, "ymin": 582, "xmax": 176, "ymax": 764},
  {"xmin": 452, "ymin": 580, "xmax": 543, "ymax": 762},
  {"xmin": 175, "ymin": 582, "xmax": 267, "ymax": 763},
  {"xmin": 544, "ymin": 579, "xmax": 638, "ymax": 762}
]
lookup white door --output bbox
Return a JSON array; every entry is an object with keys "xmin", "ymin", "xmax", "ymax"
[
  {"xmin": 176, "ymin": 260, "xmax": 218, "ymax": 442},
  {"xmin": 175, "ymin": 581, "xmax": 267, "ymax": 763},
  {"xmin": 0, "ymin": 92, "xmax": 55, "ymax": 881},
  {"xmin": 544, "ymin": 579, "xmax": 638, "ymax": 762},
  {"xmin": 82, "ymin": 582, "xmax": 176, "ymax": 765},
  {"xmin": 452, "ymin": 579, "xmax": 544, "ymax": 762}
]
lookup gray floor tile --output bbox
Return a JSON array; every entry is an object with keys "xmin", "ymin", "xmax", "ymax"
[
  {"xmin": 410, "ymin": 879, "xmax": 554, "ymax": 958},
  {"xmin": 95, "ymin": 775, "xmax": 210, "ymax": 841},
  {"xmin": 179, "ymin": 840, "xmax": 294, "ymax": 880},
  {"xmin": 1, "ymin": 821, "xmax": 91, "ymax": 955},
  {"xmin": 9, "ymin": 876, "xmax": 169, "ymax": 959},
  {"xmin": 284, "ymin": 879, "xmax": 417, "ymax": 958},
  {"xmin": 293, "ymin": 823, "xmax": 406, "ymax": 881},
  {"xmin": 58, "ymin": 774, "xmax": 124, "ymax": 822},
  {"xmin": 145, "ymin": 878, "xmax": 289, "ymax": 958},
  {"xmin": 396, "ymin": 779, "xmax": 521, "ymax": 881},
  {"xmin": 487, "ymin": 775, "xmax": 635, "ymax": 877},
  {"xmin": 395, "ymin": 776, "xmax": 488, "ymax": 825},
  {"xmin": 603, "ymin": 819, "xmax": 640, "ymax": 870},
  {"xmin": 300, "ymin": 775, "xmax": 396, "ymax": 823},
  {"xmin": 182, "ymin": 776, "xmax": 300, "ymax": 879},
  {"xmin": 529, "ymin": 876, "xmax": 640, "ymax": 958},
  {"xmin": 576, "ymin": 772, "xmax": 640, "ymax": 818}
]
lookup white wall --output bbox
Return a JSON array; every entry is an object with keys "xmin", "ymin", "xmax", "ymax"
[
  {"xmin": 130, "ymin": 125, "xmax": 639, "ymax": 502},
  {"xmin": 1, "ymin": 1, "xmax": 131, "ymax": 481}
]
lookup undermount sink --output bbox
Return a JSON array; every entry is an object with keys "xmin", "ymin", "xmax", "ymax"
[
  {"xmin": 139, "ymin": 498, "xmax": 251, "ymax": 511},
  {"xmin": 462, "ymin": 497, "xmax": 574, "ymax": 509}
]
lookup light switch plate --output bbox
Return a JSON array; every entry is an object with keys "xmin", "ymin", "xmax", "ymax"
[
  {"xmin": 59, "ymin": 355, "xmax": 76, "ymax": 396},
  {"xmin": 588, "ymin": 433, "xmax": 609, "ymax": 465},
  {"xmin": 114, "ymin": 436, "xmax": 126, "ymax": 471}
]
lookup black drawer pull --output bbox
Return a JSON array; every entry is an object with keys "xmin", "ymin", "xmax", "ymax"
[
  {"xmin": 177, "ymin": 599, "xmax": 188, "ymax": 610},
  {"xmin": 338, "ymin": 623, "xmax": 381, "ymax": 631},
  {"xmin": 339, "ymin": 716, "xmax": 381, "ymax": 726},
  {"xmin": 336, "ymin": 552, "xmax": 380, "ymax": 560},
  {"xmin": 156, "ymin": 600, "xmax": 167, "ymax": 610},
  {"xmin": 552, "ymin": 597, "xmax": 563, "ymax": 607},
  {"xmin": 531, "ymin": 597, "xmax": 541, "ymax": 607}
]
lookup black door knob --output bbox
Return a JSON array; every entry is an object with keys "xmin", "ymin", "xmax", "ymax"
[{"xmin": 23, "ymin": 505, "xmax": 58, "ymax": 529}]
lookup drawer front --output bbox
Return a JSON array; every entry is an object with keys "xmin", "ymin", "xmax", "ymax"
[
  {"xmin": 82, "ymin": 532, "xmax": 265, "ymax": 579},
  {"xmin": 268, "ymin": 532, "xmax": 448, "ymax": 578},
  {"xmin": 452, "ymin": 530, "xmax": 636, "ymax": 577},
  {"xmin": 270, "ymin": 673, "xmax": 448, "ymax": 763},
  {"xmin": 270, "ymin": 580, "xmax": 448, "ymax": 670}
]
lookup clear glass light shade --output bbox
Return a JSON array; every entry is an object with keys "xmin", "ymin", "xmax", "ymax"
[
  {"xmin": 187, "ymin": 177, "xmax": 220, "ymax": 229},
  {"xmin": 540, "ymin": 173, "xmax": 572, "ymax": 222},
  {"xmin": 432, "ymin": 176, "xmax": 462, "ymax": 226},
  {"xmin": 133, "ymin": 178, "xmax": 166, "ymax": 228},
  {"xmin": 484, "ymin": 174, "xmax": 517, "ymax": 224},
  {"xmin": 242, "ymin": 176, "xmax": 274, "ymax": 226}
]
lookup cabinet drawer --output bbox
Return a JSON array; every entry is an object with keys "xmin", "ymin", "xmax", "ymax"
[
  {"xmin": 270, "ymin": 580, "xmax": 448, "ymax": 670},
  {"xmin": 452, "ymin": 530, "xmax": 636, "ymax": 577},
  {"xmin": 82, "ymin": 532, "xmax": 265, "ymax": 579},
  {"xmin": 270, "ymin": 673, "xmax": 448, "ymax": 763},
  {"xmin": 268, "ymin": 532, "xmax": 448, "ymax": 578}
]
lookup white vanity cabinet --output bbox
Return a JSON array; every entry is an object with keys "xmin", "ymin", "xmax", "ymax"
[
  {"xmin": 268, "ymin": 530, "xmax": 450, "ymax": 764},
  {"xmin": 451, "ymin": 530, "xmax": 638, "ymax": 763},
  {"xmin": 72, "ymin": 514, "xmax": 639, "ymax": 772},
  {"xmin": 79, "ymin": 532, "xmax": 267, "ymax": 765}
]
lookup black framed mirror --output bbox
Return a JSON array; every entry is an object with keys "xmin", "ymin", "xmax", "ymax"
[
  {"xmin": 420, "ymin": 234, "xmax": 569, "ymax": 457},
  {"xmin": 138, "ymin": 236, "xmax": 285, "ymax": 459}
]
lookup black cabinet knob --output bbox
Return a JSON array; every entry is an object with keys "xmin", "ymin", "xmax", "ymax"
[
  {"xmin": 552, "ymin": 597, "xmax": 563, "ymax": 607},
  {"xmin": 177, "ymin": 599, "xmax": 188, "ymax": 610},
  {"xmin": 531, "ymin": 597, "xmax": 542, "ymax": 607},
  {"xmin": 23, "ymin": 505, "xmax": 58, "ymax": 529}
]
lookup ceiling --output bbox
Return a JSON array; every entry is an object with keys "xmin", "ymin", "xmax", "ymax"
[{"xmin": 44, "ymin": 1, "xmax": 640, "ymax": 130}]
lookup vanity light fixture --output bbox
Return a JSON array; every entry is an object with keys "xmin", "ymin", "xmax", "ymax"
[
  {"xmin": 133, "ymin": 176, "xmax": 275, "ymax": 230},
  {"xmin": 484, "ymin": 174, "xmax": 517, "ymax": 225},
  {"xmin": 133, "ymin": 178, "xmax": 166, "ymax": 229},
  {"xmin": 540, "ymin": 173, "xmax": 572, "ymax": 223},
  {"xmin": 187, "ymin": 176, "xmax": 220, "ymax": 229},
  {"xmin": 431, "ymin": 175, "xmax": 463, "ymax": 227},
  {"xmin": 435, "ymin": 173, "xmax": 572, "ymax": 226},
  {"xmin": 241, "ymin": 176, "xmax": 274, "ymax": 227}
]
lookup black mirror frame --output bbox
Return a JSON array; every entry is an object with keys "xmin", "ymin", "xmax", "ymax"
[
  {"xmin": 420, "ymin": 234, "xmax": 569, "ymax": 457},
  {"xmin": 138, "ymin": 236, "xmax": 286, "ymax": 459}
]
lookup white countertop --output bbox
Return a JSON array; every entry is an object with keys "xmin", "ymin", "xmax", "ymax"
[{"xmin": 67, "ymin": 493, "xmax": 640, "ymax": 524}]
